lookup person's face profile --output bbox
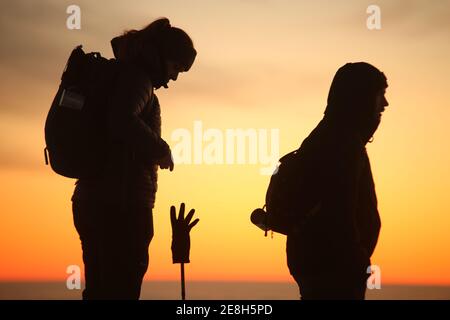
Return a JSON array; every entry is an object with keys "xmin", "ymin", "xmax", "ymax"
[
  {"xmin": 361, "ymin": 88, "xmax": 388, "ymax": 141},
  {"xmin": 166, "ymin": 60, "xmax": 185, "ymax": 84},
  {"xmin": 374, "ymin": 88, "xmax": 389, "ymax": 121}
]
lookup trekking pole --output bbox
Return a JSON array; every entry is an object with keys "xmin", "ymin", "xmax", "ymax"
[
  {"xmin": 181, "ymin": 263, "xmax": 186, "ymax": 300},
  {"xmin": 171, "ymin": 203, "xmax": 200, "ymax": 301}
]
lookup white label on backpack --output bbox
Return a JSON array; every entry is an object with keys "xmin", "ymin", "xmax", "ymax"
[{"xmin": 59, "ymin": 89, "xmax": 85, "ymax": 111}]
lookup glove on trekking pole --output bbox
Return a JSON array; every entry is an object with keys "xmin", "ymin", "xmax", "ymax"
[{"xmin": 171, "ymin": 203, "xmax": 199, "ymax": 300}]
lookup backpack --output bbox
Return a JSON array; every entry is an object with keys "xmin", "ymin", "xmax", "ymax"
[
  {"xmin": 251, "ymin": 145, "xmax": 322, "ymax": 236},
  {"xmin": 44, "ymin": 45, "xmax": 118, "ymax": 179}
]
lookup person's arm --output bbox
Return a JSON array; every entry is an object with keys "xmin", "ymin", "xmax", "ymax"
[
  {"xmin": 324, "ymin": 138, "xmax": 369, "ymax": 268},
  {"xmin": 107, "ymin": 64, "xmax": 170, "ymax": 164}
]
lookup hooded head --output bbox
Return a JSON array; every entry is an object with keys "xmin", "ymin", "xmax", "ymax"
[
  {"xmin": 324, "ymin": 62, "xmax": 388, "ymax": 143},
  {"xmin": 111, "ymin": 18, "xmax": 197, "ymax": 89}
]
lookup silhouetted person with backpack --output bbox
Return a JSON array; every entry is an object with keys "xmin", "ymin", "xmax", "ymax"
[
  {"xmin": 286, "ymin": 62, "xmax": 388, "ymax": 299},
  {"xmin": 70, "ymin": 18, "xmax": 196, "ymax": 299}
]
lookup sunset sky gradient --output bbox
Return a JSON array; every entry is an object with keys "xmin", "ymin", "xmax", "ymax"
[{"xmin": 0, "ymin": 0, "xmax": 449, "ymax": 286}]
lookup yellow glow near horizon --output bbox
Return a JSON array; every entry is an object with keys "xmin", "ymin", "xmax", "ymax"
[{"xmin": 1, "ymin": 1, "xmax": 450, "ymax": 286}]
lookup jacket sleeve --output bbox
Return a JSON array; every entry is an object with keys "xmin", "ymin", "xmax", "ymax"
[
  {"xmin": 107, "ymin": 64, "xmax": 170, "ymax": 163},
  {"xmin": 323, "ymin": 137, "xmax": 370, "ymax": 269}
]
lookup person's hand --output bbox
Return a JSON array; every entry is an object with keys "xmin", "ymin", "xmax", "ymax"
[
  {"xmin": 159, "ymin": 151, "xmax": 174, "ymax": 171},
  {"xmin": 171, "ymin": 203, "xmax": 200, "ymax": 264}
]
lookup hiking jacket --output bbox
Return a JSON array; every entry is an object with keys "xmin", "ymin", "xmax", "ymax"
[
  {"xmin": 287, "ymin": 119, "xmax": 381, "ymax": 276},
  {"xmin": 72, "ymin": 43, "xmax": 170, "ymax": 209}
]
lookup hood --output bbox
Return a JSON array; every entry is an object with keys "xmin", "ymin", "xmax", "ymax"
[{"xmin": 324, "ymin": 62, "xmax": 387, "ymax": 143}]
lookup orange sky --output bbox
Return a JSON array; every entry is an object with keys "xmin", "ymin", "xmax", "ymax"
[{"xmin": 1, "ymin": 0, "xmax": 450, "ymax": 285}]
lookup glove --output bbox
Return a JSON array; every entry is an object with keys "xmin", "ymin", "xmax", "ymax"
[{"xmin": 171, "ymin": 203, "xmax": 199, "ymax": 264}]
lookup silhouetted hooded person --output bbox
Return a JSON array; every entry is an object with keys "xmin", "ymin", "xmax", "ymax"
[
  {"xmin": 286, "ymin": 62, "xmax": 388, "ymax": 299},
  {"xmin": 325, "ymin": 62, "xmax": 388, "ymax": 143},
  {"xmin": 71, "ymin": 18, "xmax": 196, "ymax": 300}
]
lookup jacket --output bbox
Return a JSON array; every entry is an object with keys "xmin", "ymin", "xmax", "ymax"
[
  {"xmin": 287, "ymin": 119, "xmax": 381, "ymax": 276},
  {"xmin": 71, "ymin": 45, "xmax": 170, "ymax": 209}
]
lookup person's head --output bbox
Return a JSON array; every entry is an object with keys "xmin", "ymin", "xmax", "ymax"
[
  {"xmin": 324, "ymin": 62, "xmax": 388, "ymax": 143},
  {"xmin": 111, "ymin": 18, "xmax": 197, "ymax": 89}
]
